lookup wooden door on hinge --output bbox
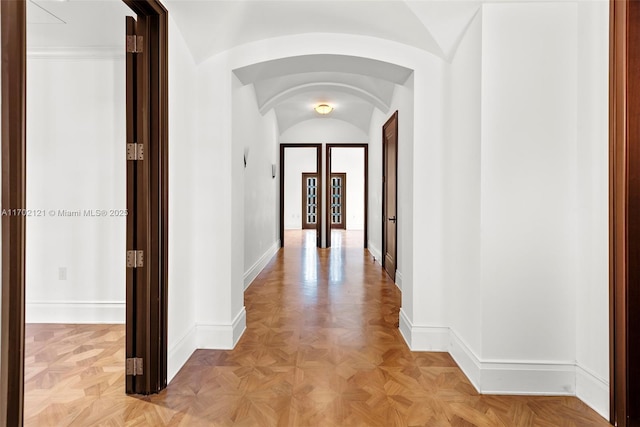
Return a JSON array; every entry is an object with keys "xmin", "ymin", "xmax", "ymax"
[
  {"xmin": 125, "ymin": 15, "xmax": 157, "ymax": 395},
  {"xmin": 382, "ymin": 112, "xmax": 398, "ymax": 281}
]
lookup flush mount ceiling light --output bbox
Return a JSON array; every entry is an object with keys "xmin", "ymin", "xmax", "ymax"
[{"xmin": 314, "ymin": 104, "xmax": 333, "ymax": 115}]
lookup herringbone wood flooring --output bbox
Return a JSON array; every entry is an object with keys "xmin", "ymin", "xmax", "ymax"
[{"xmin": 25, "ymin": 231, "xmax": 610, "ymax": 426}]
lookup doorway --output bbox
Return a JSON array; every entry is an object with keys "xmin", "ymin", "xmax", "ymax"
[
  {"xmin": 382, "ymin": 111, "xmax": 398, "ymax": 281},
  {"xmin": 24, "ymin": 0, "xmax": 130, "ymax": 416},
  {"xmin": 280, "ymin": 144, "xmax": 322, "ymax": 248},
  {"xmin": 325, "ymin": 144, "xmax": 368, "ymax": 248},
  {"xmin": 0, "ymin": 0, "xmax": 169, "ymax": 423}
]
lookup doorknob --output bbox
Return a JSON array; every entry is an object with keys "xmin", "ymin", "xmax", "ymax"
[{"xmin": 388, "ymin": 216, "xmax": 396, "ymax": 223}]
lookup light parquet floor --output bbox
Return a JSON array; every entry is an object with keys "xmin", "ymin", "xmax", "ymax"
[{"xmin": 25, "ymin": 230, "xmax": 610, "ymax": 426}]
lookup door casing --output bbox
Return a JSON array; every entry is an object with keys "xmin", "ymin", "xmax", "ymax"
[
  {"xmin": 610, "ymin": 0, "xmax": 640, "ymax": 424},
  {"xmin": 280, "ymin": 144, "xmax": 322, "ymax": 247},
  {"xmin": 325, "ymin": 144, "xmax": 368, "ymax": 248}
]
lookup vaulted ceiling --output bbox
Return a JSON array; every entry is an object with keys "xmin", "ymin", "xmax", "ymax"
[
  {"xmin": 233, "ymin": 55, "xmax": 413, "ymax": 133},
  {"xmin": 27, "ymin": 0, "xmax": 481, "ymax": 136}
]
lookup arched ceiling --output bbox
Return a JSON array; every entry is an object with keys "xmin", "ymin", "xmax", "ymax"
[
  {"xmin": 233, "ymin": 55, "xmax": 413, "ymax": 133},
  {"xmin": 167, "ymin": 0, "xmax": 446, "ymax": 64},
  {"xmin": 177, "ymin": 1, "xmax": 481, "ymax": 136},
  {"xmin": 26, "ymin": 0, "xmax": 482, "ymax": 136}
]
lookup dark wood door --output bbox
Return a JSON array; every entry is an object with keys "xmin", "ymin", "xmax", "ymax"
[
  {"xmin": 330, "ymin": 173, "xmax": 347, "ymax": 229},
  {"xmin": 125, "ymin": 14, "xmax": 168, "ymax": 395},
  {"xmin": 125, "ymin": 15, "xmax": 145, "ymax": 395},
  {"xmin": 382, "ymin": 112, "xmax": 398, "ymax": 281},
  {"xmin": 611, "ymin": 1, "xmax": 640, "ymax": 424},
  {"xmin": 302, "ymin": 173, "xmax": 318, "ymax": 229}
]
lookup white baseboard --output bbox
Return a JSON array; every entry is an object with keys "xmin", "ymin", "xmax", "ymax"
[
  {"xmin": 244, "ymin": 241, "xmax": 280, "ymax": 290},
  {"xmin": 480, "ymin": 361, "xmax": 575, "ymax": 395},
  {"xmin": 168, "ymin": 325, "xmax": 197, "ymax": 383},
  {"xmin": 449, "ymin": 329, "xmax": 574, "ymax": 395},
  {"xmin": 26, "ymin": 301, "xmax": 125, "ymax": 324},
  {"xmin": 368, "ymin": 242, "xmax": 382, "ymax": 264},
  {"xmin": 398, "ymin": 309, "xmax": 449, "ymax": 351},
  {"xmin": 448, "ymin": 331, "xmax": 482, "ymax": 391},
  {"xmin": 395, "ymin": 270, "xmax": 403, "ymax": 291},
  {"xmin": 196, "ymin": 308, "xmax": 246, "ymax": 349},
  {"xmin": 400, "ymin": 320, "xmax": 606, "ymax": 415},
  {"xmin": 576, "ymin": 365, "xmax": 609, "ymax": 419}
]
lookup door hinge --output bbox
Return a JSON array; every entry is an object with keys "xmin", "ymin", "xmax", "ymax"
[
  {"xmin": 126, "ymin": 35, "xmax": 143, "ymax": 53},
  {"xmin": 126, "ymin": 357, "xmax": 143, "ymax": 376},
  {"xmin": 127, "ymin": 143, "xmax": 144, "ymax": 160},
  {"xmin": 126, "ymin": 250, "xmax": 144, "ymax": 268}
]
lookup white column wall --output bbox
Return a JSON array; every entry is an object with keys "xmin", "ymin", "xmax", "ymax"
[
  {"xmin": 480, "ymin": 1, "xmax": 578, "ymax": 389},
  {"xmin": 195, "ymin": 53, "xmax": 246, "ymax": 349},
  {"xmin": 410, "ymin": 63, "xmax": 447, "ymax": 331},
  {"xmin": 445, "ymin": 11, "xmax": 482, "ymax": 357},
  {"xmin": 367, "ymin": 109, "xmax": 384, "ymax": 263},
  {"xmin": 167, "ymin": 16, "xmax": 200, "ymax": 381},
  {"xmin": 575, "ymin": 1, "xmax": 609, "ymax": 418}
]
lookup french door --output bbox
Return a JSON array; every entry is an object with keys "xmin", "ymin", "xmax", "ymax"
[
  {"xmin": 330, "ymin": 173, "xmax": 346, "ymax": 229},
  {"xmin": 302, "ymin": 173, "xmax": 319, "ymax": 229}
]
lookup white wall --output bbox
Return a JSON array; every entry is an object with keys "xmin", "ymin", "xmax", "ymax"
[
  {"xmin": 195, "ymin": 53, "xmax": 246, "ymax": 351},
  {"xmin": 167, "ymin": 16, "xmax": 199, "ymax": 382},
  {"xmin": 481, "ymin": 0, "xmax": 578, "ymax": 389},
  {"xmin": 280, "ymin": 118, "xmax": 367, "ymax": 144},
  {"xmin": 445, "ymin": 10, "xmax": 482, "ymax": 357},
  {"xmin": 234, "ymin": 77, "xmax": 280, "ymax": 289},
  {"xmin": 283, "ymin": 147, "xmax": 317, "ymax": 230},
  {"xmin": 368, "ymin": 75, "xmax": 415, "ymax": 290},
  {"xmin": 575, "ymin": 0, "xmax": 609, "ymax": 417},
  {"xmin": 396, "ymin": 3, "xmax": 608, "ymax": 418},
  {"xmin": 331, "ymin": 147, "xmax": 364, "ymax": 230},
  {"xmin": 26, "ymin": 53, "xmax": 126, "ymax": 323}
]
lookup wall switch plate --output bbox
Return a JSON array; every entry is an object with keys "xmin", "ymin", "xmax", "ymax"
[{"xmin": 58, "ymin": 267, "xmax": 67, "ymax": 281}]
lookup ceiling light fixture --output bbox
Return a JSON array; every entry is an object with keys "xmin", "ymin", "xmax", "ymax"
[{"xmin": 314, "ymin": 104, "xmax": 333, "ymax": 115}]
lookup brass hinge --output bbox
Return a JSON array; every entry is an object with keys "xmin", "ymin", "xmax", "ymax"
[
  {"xmin": 126, "ymin": 35, "xmax": 143, "ymax": 53},
  {"xmin": 126, "ymin": 143, "xmax": 144, "ymax": 160},
  {"xmin": 126, "ymin": 357, "xmax": 143, "ymax": 376},
  {"xmin": 126, "ymin": 250, "xmax": 144, "ymax": 268}
]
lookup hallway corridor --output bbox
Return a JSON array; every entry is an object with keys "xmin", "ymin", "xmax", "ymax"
[
  {"xmin": 24, "ymin": 237, "xmax": 608, "ymax": 425},
  {"xmin": 150, "ymin": 238, "xmax": 606, "ymax": 425}
]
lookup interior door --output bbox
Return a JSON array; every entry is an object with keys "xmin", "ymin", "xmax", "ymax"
[
  {"xmin": 330, "ymin": 173, "xmax": 346, "ymax": 229},
  {"xmin": 302, "ymin": 173, "xmax": 318, "ymax": 229},
  {"xmin": 125, "ymin": 15, "xmax": 154, "ymax": 395},
  {"xmin": 382, "ymin": 112, "xmax": 398, "ymax": 281}
]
